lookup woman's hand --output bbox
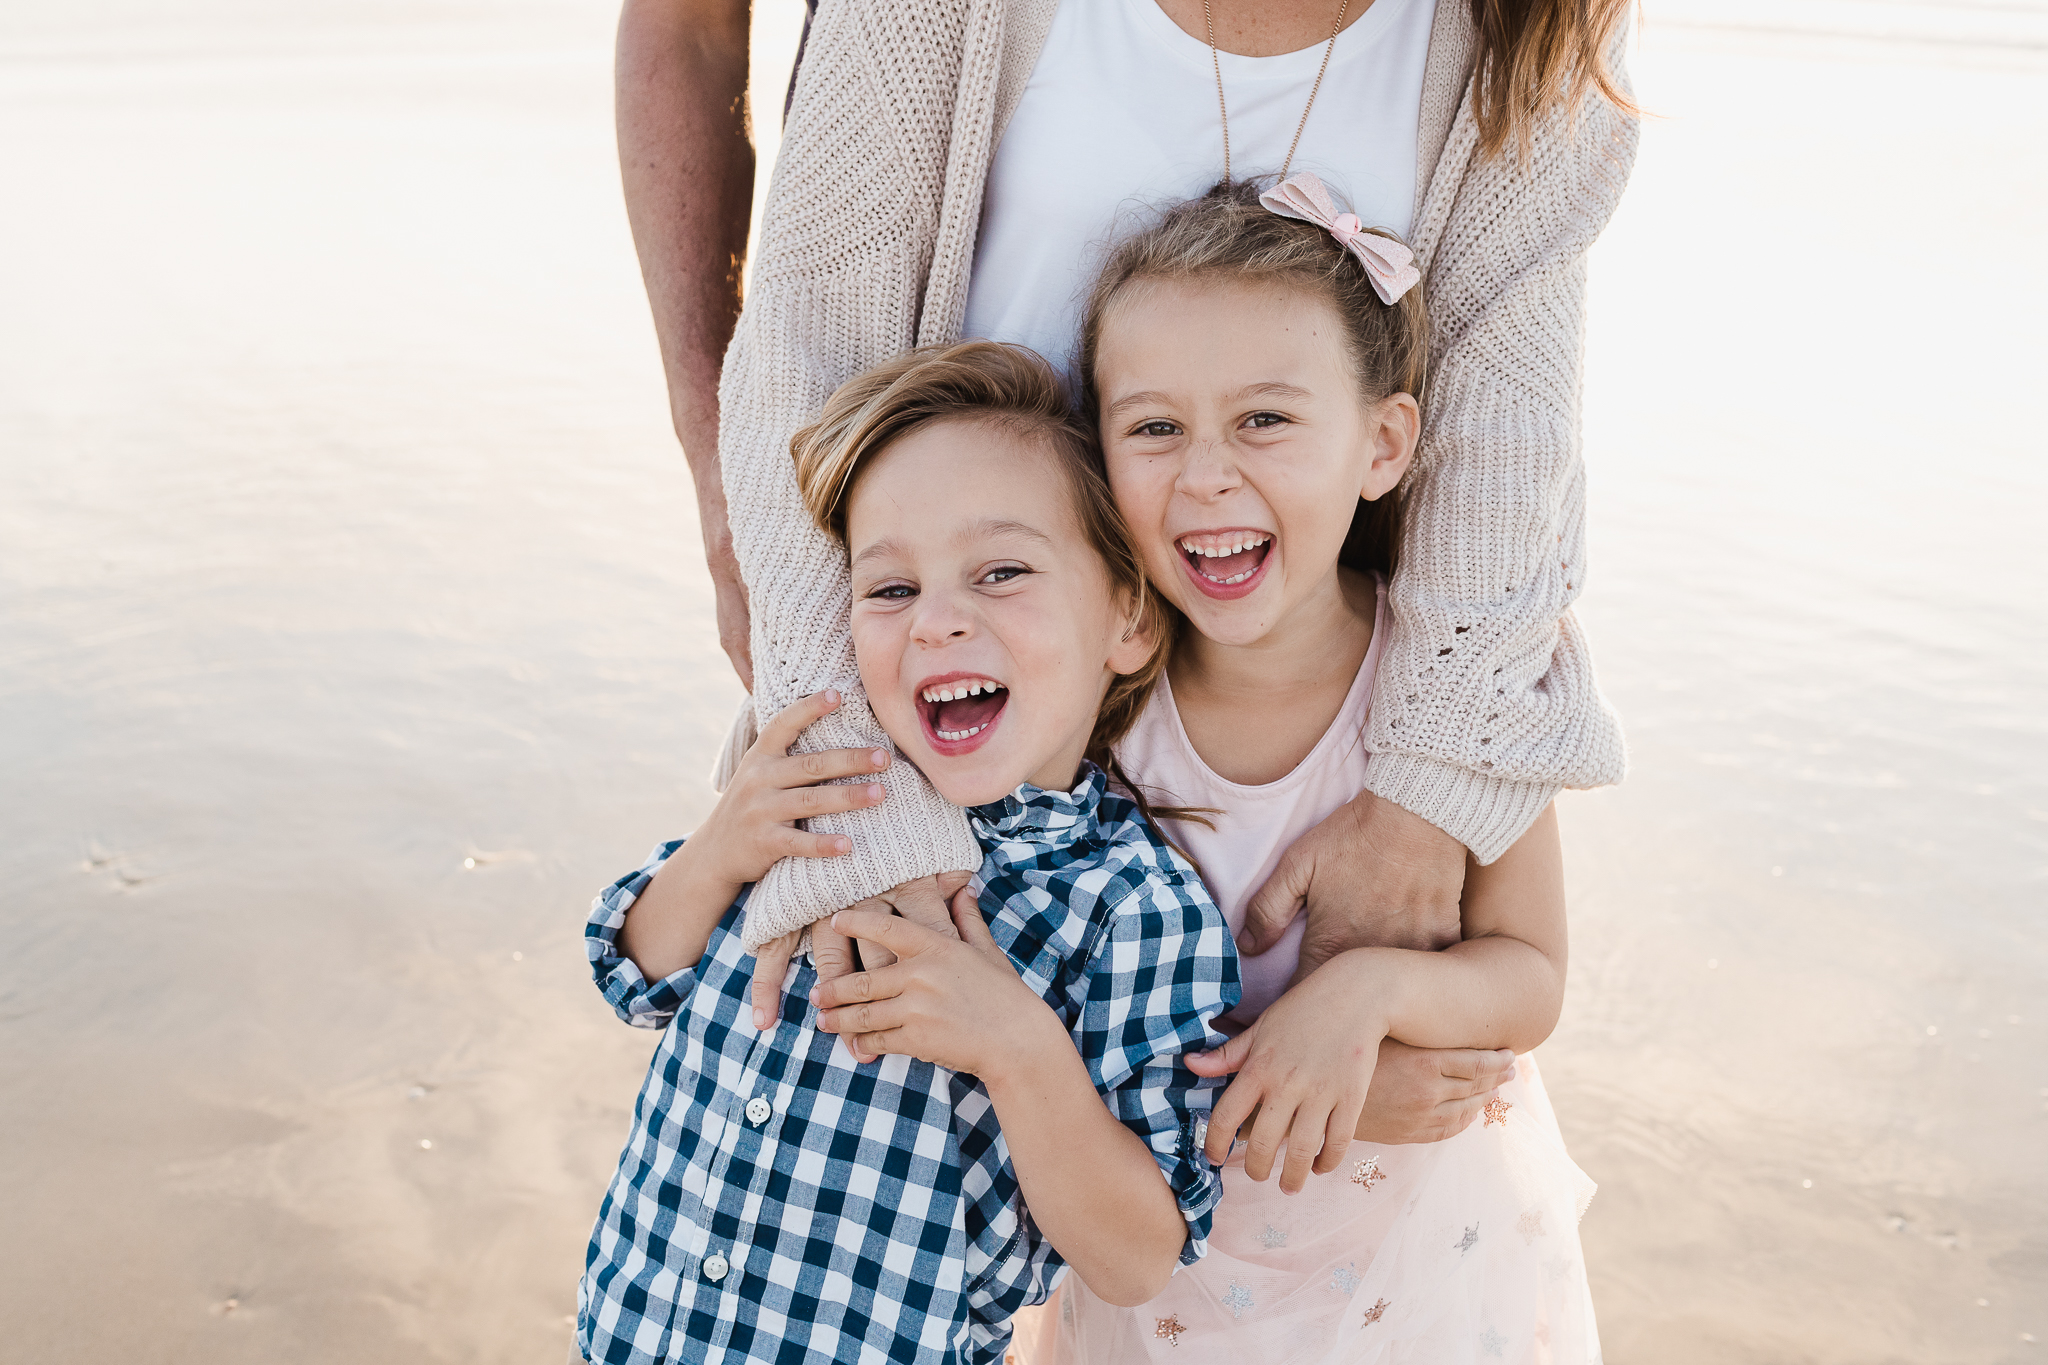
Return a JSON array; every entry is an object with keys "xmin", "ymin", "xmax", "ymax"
[
  {"xmin": 1186, "ymin": 952, "xmax": 1390, "ymax": 1194},
  {"xmin": 1239, "ymin": 790, "xmax": 1466, "ymax": 975},
  {"xmin": 809, "ymin": 887, "xmax": 1065, "ymax": 1077},
  {"xmin": 1351, "ymin": 1040, "xmax": 1515, "ymax": 1144}
]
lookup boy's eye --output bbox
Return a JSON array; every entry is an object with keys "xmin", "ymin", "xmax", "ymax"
[
  {"xmin": 978, "ymin": 565, "xmax": 1030, "ymax": 586},
  {"xmin": 1244, "ymin": 411, "xmax": 1289, "ymax": 430},
  {"xmin": 867, "ymin": 582, "xmax": 916, "ymax": 600},
  {"xmin": 1132, "ymin": 420, "xmax": 1181, "ymax": 439}
]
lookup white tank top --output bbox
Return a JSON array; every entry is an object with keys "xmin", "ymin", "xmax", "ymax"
[
  {"xmin": 1116, "ymin": 578, "xmax": 1389, "ymax": 1023},
  {"xmin": 961, "ymin": 0, "xmax": 1436, "ymax": 375}
]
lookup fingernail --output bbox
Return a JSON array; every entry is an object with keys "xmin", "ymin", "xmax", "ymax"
[
  {"xmin": 753, "ymin": 1008, "xmax": 767, "ymax": 1029},
  {"xmin": 823, "ymin": 689, "xmax": 839, "ymax": 705},
  {"xmin": 836, "ymin": 836, "xmax": 852, "ymax": 854},
  {"xmin": 872, "ymin": 749, "xmax": 888, "ymax": 768},
  {"xmin": 867, "ymin": 783, "xmax": 884, "ymax": 802}
]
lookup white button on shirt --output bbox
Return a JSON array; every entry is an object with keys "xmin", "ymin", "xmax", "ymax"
[
  {"xmin": 744, "ymin": 1095, "xmax": 772, "ymax": 1126},
  {"xmin": 702, "ymin": 1250, "xmax": 729, "ymax": 1283}
]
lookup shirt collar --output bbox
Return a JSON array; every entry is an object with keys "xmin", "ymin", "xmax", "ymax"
[{"xmin": 969, "ymin": 763, "xmax": 1106, "ymax": 852}]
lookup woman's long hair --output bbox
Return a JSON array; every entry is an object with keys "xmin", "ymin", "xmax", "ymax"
[{"xmin": 1472, "ymin": 0, "xmax": 1639, "ymax": 156}]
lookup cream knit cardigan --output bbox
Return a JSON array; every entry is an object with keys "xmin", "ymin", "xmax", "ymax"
[{"xmin": 719, "ymin": 0, "xmax": 1637, "ymax": 947}]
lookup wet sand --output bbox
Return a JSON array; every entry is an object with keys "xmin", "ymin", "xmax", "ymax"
[{"xmin": 1, "ymin": 2, "xmax": 2043, "ymax": 1361}]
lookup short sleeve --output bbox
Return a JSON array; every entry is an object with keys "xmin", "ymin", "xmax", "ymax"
[
  {"xmin": 586, "ymin": 839, "xmax": 699, "ymax": 1028},
  {"xmin": 1075, "ymin": 870, "xmax": 1241, "ymax": 1265}
]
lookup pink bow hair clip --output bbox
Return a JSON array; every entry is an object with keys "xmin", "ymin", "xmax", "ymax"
[{"xmin": 1258, "ymin": 173, "xmax": 1420, "ymax": 305}]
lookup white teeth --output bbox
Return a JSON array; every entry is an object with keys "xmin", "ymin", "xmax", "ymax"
[
  {"xmin": 920, "ymin": 679, "xmax": 1005, "ymax": 704},
  {"xmin": 1178, "ymin": 533, "xmax": 1272, "ymax": 558},
  {"xmin": 935, "ymin": 722, "xmax": 989, "ymax": 742}
]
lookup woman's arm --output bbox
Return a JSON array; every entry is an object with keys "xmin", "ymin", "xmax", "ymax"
[
  {"xmin": 812, "ymin": 897, "xmax": 1200, "ymax": 1307},
  {"xmin": 1235, "ymin": 57, "xmax": 1638, "ymax": 995},
  {"xmin": 1337, "ymin": 803, "xmax": 1567, "ymax": 1054},
  {"xmin": 1361, "ymin": 50, "xmax": 1640, "ymax": 865},
  {"xmin": 1194, "ymin": 806, "xmax": 1566, "ymax": 1192},
  {"xmin": 616, "ymin": 0, "xmax": 755, "ymax": 685}
]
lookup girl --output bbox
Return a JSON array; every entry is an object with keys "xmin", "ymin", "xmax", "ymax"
[
  {"xmin": 574, "ymin": 342, "xmax": 1238, "ymax": 1365},
  {"xmin": 1033, "ymin": 176, "xmax": 1598, "ymax": 1361}
]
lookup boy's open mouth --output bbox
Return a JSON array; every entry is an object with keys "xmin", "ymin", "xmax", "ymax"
[
  {"xmin": 917, "ymin": 674, "xmax": 1010, "ymax": 754},
  {"xmin": 1177, "ymin": 530, "xmax": 1273, "ymax": 600}
]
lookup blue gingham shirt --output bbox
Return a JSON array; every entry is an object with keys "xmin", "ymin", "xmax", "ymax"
[{"xmin": 577, "ymin": 764, "xmax": 1240, "ymax": 1365}]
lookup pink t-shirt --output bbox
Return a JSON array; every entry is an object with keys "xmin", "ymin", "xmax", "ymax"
[{"xmin": 1114, "ymin": 577, "xmax": 1387, "ymax": 1023}]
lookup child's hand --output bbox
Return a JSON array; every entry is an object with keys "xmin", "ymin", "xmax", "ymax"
[
  {"xmin": 809, "ymin": 887, "xmax": 1064, "ymax": 1077},
  {"xmin": 746, "ymin": 871, "xmax": 970, "ymax": 1037},
  {"xmin": 1187, "ymin": 953, "xmax": 1386, "ymax": 1194},
  {"xmin": 684, "ymin": 689, "xmax": 891, "ymax": 897},
  {"xmin": 619, "ymin": 690, "xmax": 889, "ymax": 985}
]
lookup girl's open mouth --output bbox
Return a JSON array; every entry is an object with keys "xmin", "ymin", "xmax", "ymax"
[
  {"xmin": 1177, "ymin": 531, "xmax": 1273, "ymax": 600},
  {"xmin": 916, "ymin": 675, "xmax": 1010, "ymax": 755}
]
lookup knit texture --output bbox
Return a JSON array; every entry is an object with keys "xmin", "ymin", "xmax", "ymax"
[{"xmin": 719, "ymin": 0, "xmax": 1635, "ymax": 946}]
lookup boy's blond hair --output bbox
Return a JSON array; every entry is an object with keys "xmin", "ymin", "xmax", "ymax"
[{"xmin": 793, "ymin": 341, "xmax": 1206, "ymax": 837}]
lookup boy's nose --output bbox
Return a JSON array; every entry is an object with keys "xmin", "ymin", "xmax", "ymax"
[{"xmin": 908, "ymin": 593, "xmax": 976, "ymax": 646}]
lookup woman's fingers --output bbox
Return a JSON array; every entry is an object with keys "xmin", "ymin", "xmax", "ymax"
[
  {"xmin": 1443, "ymin": 1048, "xmax": 1517, "ymax": 1094},
  {"xmin": 1238, "ymin": 850, "xmax": 1312, "ymax": 958},
  {"xmin": 1436, "ymin": 1087, "xmax": 1495, "ymax": 1141},
  {"xmin": 753, "ymin": 689, "xmax": 844, "ymax": 755},
  {"xmin": 749, "ymin": 931, "xmax": 799, "ymax": 1031}
]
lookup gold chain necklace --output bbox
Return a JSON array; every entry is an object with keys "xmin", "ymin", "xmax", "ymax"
[{"xmin": 1202, "ymin": 0, "xmax": 1354, "ymax": 185}]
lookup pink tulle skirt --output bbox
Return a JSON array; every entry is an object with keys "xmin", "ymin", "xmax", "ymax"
[{"xmin": 1009, "ymin": 1055, "xmax": 1598, "ymax": 1365}]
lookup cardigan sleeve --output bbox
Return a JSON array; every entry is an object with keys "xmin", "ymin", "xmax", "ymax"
[
  {"xmin": 708, "ymin": 0, "xmax": 993, "ymax": 948},
  {"xmin": 1363, "ymin": 63, "xmax": 1640, "ymax": 864}
]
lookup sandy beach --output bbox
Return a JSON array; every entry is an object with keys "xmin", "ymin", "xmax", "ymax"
[{"xmin": 1, "ymin": 1, "xmax": 2043, "ymax": 1360}]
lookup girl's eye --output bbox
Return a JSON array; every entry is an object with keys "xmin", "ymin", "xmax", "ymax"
[
  {"xmin": 1244, "ymin": 411, "xmax": 1289, "ymax": 430},
  {"xmin": 867, "ymin": 583, "xmax": 916, "ymax": 601},
  {"xmin": 1133, "ymin": 420, "xmax": 1181, "ymax": 439},
  {"xmin": 978, "ymin": 565, "xmax": 1030, "ymax": 586}
]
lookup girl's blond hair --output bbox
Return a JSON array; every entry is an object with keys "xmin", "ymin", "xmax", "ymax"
[
  {"xmin": 793, "ymin": 341, "xmax": 1212, "ymax": 841},
  {"xmin": 1079, "ymin": 177, "xmax": 1430, "ymax": 580}
]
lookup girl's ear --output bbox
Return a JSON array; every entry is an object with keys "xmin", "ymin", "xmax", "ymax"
[
  {"xmin": 1360, "ymin": 392, "xmax": 1421, "ymax": 501},
  {"xmin": 1106, "ymin": 589, "xmax": 1157, "ymax": 678}
]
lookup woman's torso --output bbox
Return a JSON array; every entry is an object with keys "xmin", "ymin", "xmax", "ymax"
[
  {"xmin": 1115, "ymin": 575, "xmax": 1388, "ymax": 1023},
  {"xmin": 962, "ymin": 0, "xmax": 1437, "ymax": 374}
]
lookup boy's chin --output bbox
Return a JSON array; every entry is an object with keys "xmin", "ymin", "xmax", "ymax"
[{"xmin": 926, "ymin": 766, "xmax": 1024, "ymax": 809}]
